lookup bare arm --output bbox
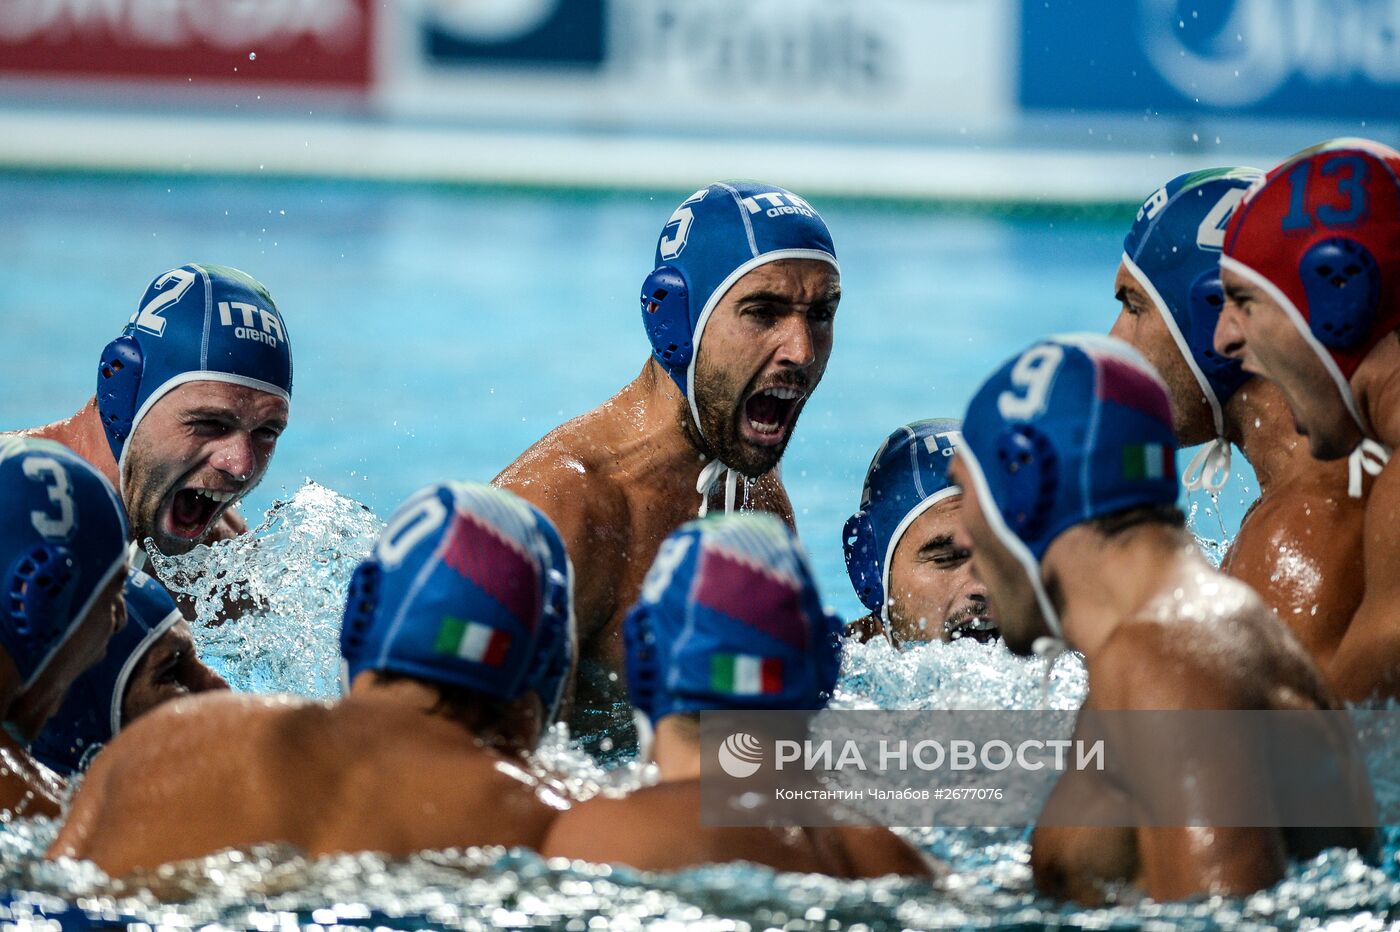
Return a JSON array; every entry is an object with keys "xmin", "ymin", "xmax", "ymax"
[{"xmin": 1326, "ymin": 458, "xmax": 1400, "ymax": 701}]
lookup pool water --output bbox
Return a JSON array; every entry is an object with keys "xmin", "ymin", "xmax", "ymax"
[
  {"xmin": 0, "ymin": 171, "xmax": 1254, "ymax": 616},
  {"xmin": 4, "ymin": 173, "xmax": 1379, "ymax": 931}
]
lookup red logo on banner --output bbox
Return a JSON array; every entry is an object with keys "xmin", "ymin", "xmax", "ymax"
[{"xmin": 0, "ymin": 0, "xmax": 371, "ymax": 88}]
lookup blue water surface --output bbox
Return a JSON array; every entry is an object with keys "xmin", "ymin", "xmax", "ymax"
[{"xmin": 0, "ymin": 171, "xmax": 1253, "ymax": 620}]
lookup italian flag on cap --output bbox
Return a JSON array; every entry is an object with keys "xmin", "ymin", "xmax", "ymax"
[
  {"xmin": 435, "ymin": 617, "xmax": 510, "ymax": 667},
  {"xmin": 711, "ymin": 654, "xmax": 782, "ymax": 695},
  {"xmin": 1121, "ymin": 443, "xmax": 1170, "ymax": 481}
]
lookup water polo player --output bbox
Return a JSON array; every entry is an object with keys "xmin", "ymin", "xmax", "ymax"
[
  {"xmin": 0, "ymin": 437, "xmax": 130, "ymax": 818},
  {"xmin": 950, "ymin": 334, "xmax": 1372, "ymax": 904},
  {"xmin": 1111, "ymin": 167, "xmax": 1365, "ymax": 669},
  {"xmin": 843, "ymin": 419, "xmax": 998, "ymax": 646},
  {"xmin": 496, "ymin": 182, "xmax": 839, "ymax": 702},
  {"xmin": 13, "ymin": 264, "xmax": 292, "ymax": 559},
  {"xmin": 1215, "ymin": 139, "xmax": 1400, "ymax": 702},
  {"xmin": 33, "ymin": 569, "xmax": 227, "ymax": 775},
  {"xmin": 543, "ymin": 512, "xmax": 932, "ymax": 879},
  {"xmin": 50, "ymin": 482, "xmax": 574, "ymax": 875}
]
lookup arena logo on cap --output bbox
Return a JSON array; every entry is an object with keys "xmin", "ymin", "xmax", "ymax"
[
  {"xmin": 742, "ymin": 192, "xmax": 817, "ymax": 220},
  {"xmin": 217, "ymin": 301, "xmax": 286, "ymax": 350},
  {"xmin": 924, "ymin": 429, "xmax": 963, "ymax": 457}
]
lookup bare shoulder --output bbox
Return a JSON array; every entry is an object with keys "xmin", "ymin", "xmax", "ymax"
[
  {"xmin": 745, "ymin": 468, "xmax": 796, "ymax": 526},
  {"xmin": 493, "ymin": 415, "xmax": 628, "ymax": 532},
  {"xmin": 1087, "ymin": 611, "xmax": 1253, "ymax": 711}
]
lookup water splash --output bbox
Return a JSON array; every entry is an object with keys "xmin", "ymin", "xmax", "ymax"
[
  {"xmin": 1188, "ymin": 491, "xmax": 1234, "ymax": 568},
  {"xmin": 6, "ymin": 485, "xmax": 1398, "ymax": 929},
  {"xmin": 147, "ymin": 480, "xmax": 383, "ymax": 697}
]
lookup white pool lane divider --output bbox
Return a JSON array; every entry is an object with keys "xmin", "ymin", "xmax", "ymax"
[{"xmin": 0, "ymin": 106, "xmax": 1285, "ymax": 206}]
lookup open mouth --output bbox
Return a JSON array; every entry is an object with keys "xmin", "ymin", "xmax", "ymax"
[
  {"xmin": 740, "ymin": 386, "xmax": 805, "ymax": 447},
  {"xmin": 163, "ymin": 486, "xmax": 238, "ymax": 542},
  {"xmin": 946, "ymin": 613, "xmax": 1000, "ymax": 644}
]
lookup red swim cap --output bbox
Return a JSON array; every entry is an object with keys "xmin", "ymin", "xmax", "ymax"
[{"xmin": 1222, "ymin": 139, "xmax": 1400, "ymax": 422}]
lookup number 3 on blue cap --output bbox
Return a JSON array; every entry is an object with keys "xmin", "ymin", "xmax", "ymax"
[{"xmin": 998, "ymin": 345, "xmax": 1064, "ymax": 420}]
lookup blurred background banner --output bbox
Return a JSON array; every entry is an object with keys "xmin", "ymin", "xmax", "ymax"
[
  {"xmin": 378, "ymin": 0, "xmax": 1013, "ymax": 135},
  {"xmin": 1021, "ymin": 0, "xmax": 1400, "ymax": 119},
  {"xmin": 0, "ymin": 0, "xmax": 372, "ymax": 90},
  {"xmin": 0, "ymin": 0, "xmax": 1389, "ymax": 199}
]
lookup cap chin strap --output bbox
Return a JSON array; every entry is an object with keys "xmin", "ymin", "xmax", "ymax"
[
  {"xmin": 1182, "ymin": 439, "xmax": 1233, "ymax": 494},
  {"xmin": 1349, "ymin": 439, "xmax": 1391, "ymax": 498},
  {"xmin": 633, "ymin": 709, "xmax": 656, "ymax": 763},
  {"xmin": 696, "ymin": 458, "xmax": 740, "ymax": 517}
]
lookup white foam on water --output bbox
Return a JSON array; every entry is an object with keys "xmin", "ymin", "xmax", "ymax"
[{"xmin": 4, "ymin": 483, "xmax": 1397, "ymax": 929}]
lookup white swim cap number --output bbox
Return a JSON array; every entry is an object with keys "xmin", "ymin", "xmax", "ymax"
[
  {"xmin": 22, "ymin": 456, "xmax": 76, "ymax": 541},
  {"xmin": 998, "ymin": 345, "xmax": 1064, "ymax": 421},
  {"xmin": 642, "ymin": 535, "xmax": 693, "ymax": 603},
  {"xmin": 376, "ymin": 494, "xmax": 448, "ymax": 569},
  {"xmin": 131, "ymin": 268, "xmax": 197, "ymax": 338}
]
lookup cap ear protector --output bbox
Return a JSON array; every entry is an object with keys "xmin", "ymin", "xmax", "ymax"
[
  {"xmin": 994, "ymin": 426, "xmax": 1059, "ymax": 541},
  {"xmin": 1186, "ymin": 268, "xmax": 1241, "ymax": 383},
  {"xmin": 338, "ymin": 558, "xmax": 382, "ymax": 669},
  {"xmin": 622, "ymin": 600, "xmax": 660, "ymax": 722},
  {"xmin": 640, "ymin": 266, "xmax": 692, "ymax": 381},
  {"xmin": 1301, "ymin": 237, "xmax": 1382, "ymax": 349},
  {"xmin": 95, "ymin": 336, "xmax": 145, "ymax": 463},
  {"xmin": 4, "ymin": 545, "xmax": 79, "ymax": 679},
  {"xmin": 841, "ymin": 511, "xmax": 883, "ymax": 614}
]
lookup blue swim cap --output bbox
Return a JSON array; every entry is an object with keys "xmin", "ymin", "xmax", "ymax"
[
  {"xmin": 340, "ymin": 482, "xmax": 574, "ymax": 721},
  {"xmin": 640, "ymin": 181, "xmax": 838, "ymax": 440},
  {"xmin": 624, "ymin": 513, "xmax": 843, "ymax": 724},
  {"xmin": 96, "ymin": 264, "xmax": 293, "ymax": 473},
  {"xmin": 32, "ymin": 569, "xmax": 179, "ymax": 774},
  {"xmin": 843, "ymin": 419, "xmax": 964, "ymax": 620},
  {"xmin": 522, "ymin": 501, "xmax": 576, "ymax": 721},
  {"xmin": 0, "ymin": 437, "xmax": 129, "ymax": 691},
  {"xmin": 959, "ymin": 335, "xmax": 1179, "ymax": 638},
  {"xmin": 1122, "ymin": 167, "xmax": 1262, "ymax": 491}
]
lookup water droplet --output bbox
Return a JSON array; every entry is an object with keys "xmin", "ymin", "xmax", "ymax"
[{"xmin": 249, "ymin": 51, "xmax": 257, "ymax": 60}]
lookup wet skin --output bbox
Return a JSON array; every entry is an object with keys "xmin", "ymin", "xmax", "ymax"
[
  {"xmin": 495, "ymin": 260, "xmax": 839, "ymax": 684},
  {"xmin": 948, "ymin": 456, "xmax": 1374, "ymax": 905},
  {"xmin": 541, "ymin": 716, "xmax": 935, "ymax": 879},
  {"xmin": 1216, "ymin": 269, "xmax": 1400, "ymax": 701},
  {"xmin": 1111, "ymin": 263, "xmax": 1365, "ymax": 669},
  {"xmin": 50, "ymin": 674, "xmax": 560, "ymax": 876},
  {"xmin": 0, "ymin": 571, "xmax": 127, "ymax": 819},
  {"xmin": 120, "ymin": 619, "xmax": 229, "ymax": 726},
  {"xmin": 847, "ymin": 496, "xmax": 998, "ymax": 646}
]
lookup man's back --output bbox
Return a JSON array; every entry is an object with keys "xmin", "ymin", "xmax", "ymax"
[
  {"xmin": 51, "ymin": 691, "xmax": 559, "ymax": 876},
  {"xmin": 1033, "ymin": 558, "xmax": 1374, "ymax": 902},
  {"xmin": 543, "ymin": 781, "xmax": 930, "ymax": 879}
]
